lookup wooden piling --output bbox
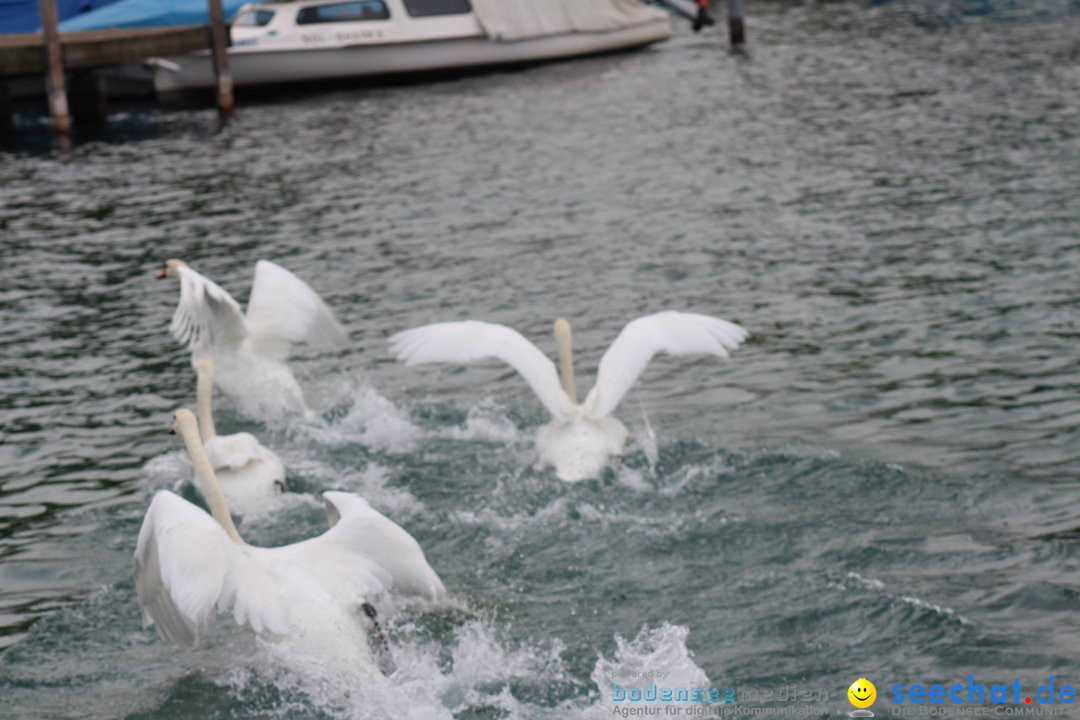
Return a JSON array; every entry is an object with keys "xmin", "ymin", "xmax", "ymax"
[
  {"xmin": 0, "ymin": 27, "xmax": 214, "ymax": 135},
  {"xmin": 207, "ymin": 0, "xmax": 234, "ymax": 117},
  {"xmin": 727, "ymin": 0, "xmax": 746, "ymax": 46},
  {"xmin": 38, "ymin": 0, "xmax": 71, "ymax": 135}
]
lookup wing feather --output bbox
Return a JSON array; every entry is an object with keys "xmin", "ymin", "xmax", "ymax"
[
  {"xmin": 134, "ymin": 491, "xmax": 237, "ymax": 646},
  {"xmin": 321, "ymin": 491, "xmax": 445, "ymax": 601},
  {"xmin": 388, "ymin": 321, "xmax": 574, "ymax": 420},
  {"xmin": 134, "ymin": 491, "xmax": 291, "ymax": 644},
  {"xmin": 261, "ymin": 522, "xmax": 392, "ymax": 609},
  {"xmin": 219, "ymin": 561, "xmax": 290, "ymax": 636},
  {"xmin": 582, "ymin": 312, "xmax": 748, "ymax": 419},
  {"xmin": 169, "ymin": 266, "xmax": 247, "ymax": 355},
  {"xmin": 243, "ymin": 260, "xmax": 348, "ymax": 361}
]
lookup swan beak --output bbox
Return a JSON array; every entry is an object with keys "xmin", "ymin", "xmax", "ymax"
[{"xmin": 155, "ymin": 268, "xmax": 168, "ymax": 279}]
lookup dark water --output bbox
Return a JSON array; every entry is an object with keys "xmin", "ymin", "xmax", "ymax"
[{"xmin": 2, "ymin": 1, "xmax": 1080, "ymax": 717}]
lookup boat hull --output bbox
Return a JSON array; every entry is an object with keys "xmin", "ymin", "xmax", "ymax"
[{"xmin": 153, "ymin": 18, "xmax": 670, "ymax": 96}]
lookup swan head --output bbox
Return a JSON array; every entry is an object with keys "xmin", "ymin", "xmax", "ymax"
[
  {"xmin": 172, "ymin": 407, "xmax": 198, "ymax": 434},
  {"xmin": 156, "ymin": 258, "xmax": 187, "ymax": 279}
]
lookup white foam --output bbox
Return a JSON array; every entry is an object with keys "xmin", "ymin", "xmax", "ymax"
[
  {"xmin": 214, "ymin": 615, "xmax": 571, "ymax": 719},
  {"xmin": 657, "ymin": 463, "xmax": 705, "ymax": 496},
  {"xmin": 632, "ymin": 401, "xmax": 660, "ymax": 470},
  {"xmin": 204, "ymin": 618, "xmax": 713, "ymax": 718},
  {"xmin": 654, "ymin": 453, "xmax": 734, "ymax": 497},
  {"xmin": 592, "ymin": 623, "xmax": 712, "ymax": 709},
  {"xmin": 140, "ymin": 449, "xmax": 191, "ymax": 491},
  {"xmin": 445, "ymin": 398, "xmax": 524, "ymax": 444},
  {"xmin": 235, "ymin": 488, "xmax": 325, "ymax": 526},
  {"xmin": 615, "ymin": 466, "xmax": 653, "ymax": 492},
  {"xmin": 216, "ymin": 361, "xmax": 311, "ymax": 422},
  {"xmin": 297, "ymin": 382, "xmax": 422, "ymax": 452},
  {"xmin": 575, "ymin": 502, "xmax": 700, "ymax": 537},
  {"xmin": 451, "ymin": 495, "xmax": 572, "ymax": 534},
  {"xmin": 897, "ymin": 595, "xmax": 972, "ymax": 625},
  {"xmin": 846, "ymin": 571, "xmax": 886, "ymax": 591},
  {"xmin": 843, "ymin": 572, "xmax": 972, "ymax": 625}
]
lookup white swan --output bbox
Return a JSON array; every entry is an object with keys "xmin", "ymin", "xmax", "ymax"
[
  {"xmin": 158, "ymin": 259, "xmax": 348, "ymax": 418},
  {"xmin": 135, "ymin": 409, "xmax": 446, "ymax": 668},
  {"xmin": 390, "ymin": 312, "xmax": 748, "ymax": 482},
  {"xmin": 195, "ymin": 358, "xmax": 286, "ymax": 516}
]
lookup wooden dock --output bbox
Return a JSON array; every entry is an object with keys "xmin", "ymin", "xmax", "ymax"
[
  {"xmin": 0, "ymin": 0, "xmax": 233, "ymax": 138},
  {"xmin": 0, "ymin": 26, "xmax": 210, "ymax": 75}
]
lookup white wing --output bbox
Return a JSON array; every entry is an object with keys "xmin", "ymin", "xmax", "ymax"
[
  {"xmin": 243, "ymin": 260, "xmax": 348, "ymax": 361},
  {"xmin": 321, "ymin": 491, "xmax": 446, "ymax": 601},
  {"xmin": 169, "ymin": 266, "xmax": 247, "ymax": 355},
  {"xmin": 582, "ymin": 312, "xmax": 748, "ymax": 419},
  {"xmin": 261, "ymin": 496, "xmax": 394, "ymax": 607},
  {"xmin": 133, "ymin": 491, "xmax": 288, "ymax": 646},
  {"xmin": 388, "ymin": 321, "xmax": 574, "ymax": 420}
]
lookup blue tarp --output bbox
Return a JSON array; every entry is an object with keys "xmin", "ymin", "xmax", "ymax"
[
  {"xmin": 57, "ymin": 0, "xmax": 248, "ymax": 30},
  {"xmin": 0, "ymin": 0, "xmax": 121, "ymax": 33}
]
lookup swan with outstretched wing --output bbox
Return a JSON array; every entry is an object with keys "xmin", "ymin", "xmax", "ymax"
[
  {"xmin": 135, "ymin": 409, "xmax": 446, "ymax": 671},
  {"xmin": 389, "ymin": 312, "xmax": 747, "ymax": 481},
  {"xmin": 158, "ymin": 259, "xmax": 348, "ymax": 418}
]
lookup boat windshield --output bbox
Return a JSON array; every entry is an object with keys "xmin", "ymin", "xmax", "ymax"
[
  {"xmin": 296, "ymin": 0, "xmax": 391, "ymax": 24},
  {"xmin": 233, "ymin": 9, "xmax": 275, "ymax": 26}
]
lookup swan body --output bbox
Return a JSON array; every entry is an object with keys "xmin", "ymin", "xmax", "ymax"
[
  {"xmin": 136, "ymin": 490, "xmax": 388, "ymax": 670},
  {"xmin": 159, "ymin": 259, "xmax": 348, "ymax": 418},
  {"xmin": 135, "ymin": 409, "xmax": 445, "ymax": 669},
  {"xmin": 390, "ymin": 311, "xmax": 748, "ymax": 482},
  {"xmin": 202, "ymin": 433, "xmax": 286, "ymax": 515},
  {"xmin": 536, "ymin": 413, "xmax": 628, "ymax": 482},
  {"xmin": 195, "ymin": 358, "xmax": 285, "ymax": 515}
]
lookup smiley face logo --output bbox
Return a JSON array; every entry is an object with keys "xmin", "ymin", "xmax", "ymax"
[{"xmin": 848, "ymin": 678, "xmax": 876, "ymax": 709}]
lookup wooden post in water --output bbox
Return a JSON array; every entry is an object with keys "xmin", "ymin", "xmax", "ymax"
[
  {"xmin": 727, "ymin": 0, "xmax": 745, "ymax": 46},
  {"xmin": 207, "ymin": 0, "xmax": 234, "ymax": 116},
  {"xmin": 39, "ymin": 0, "xmax": 71, "ymax": 135}
]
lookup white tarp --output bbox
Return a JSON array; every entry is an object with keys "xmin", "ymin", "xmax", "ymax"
[{"xmin": 471, "ymin": 0, "xmax": 668, "ymax": 41}]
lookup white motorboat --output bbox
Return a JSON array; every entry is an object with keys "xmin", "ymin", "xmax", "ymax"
[{"xmin": 151, "ymin": 0, "xmax": 671, "ymax": 98}]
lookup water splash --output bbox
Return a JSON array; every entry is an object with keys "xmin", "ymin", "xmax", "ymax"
[
  {"xmin": 445, "ymin": 398, "xmax": 525, "ymax": 444},
  {"xmin": 296, "ymin": 382, "xmax": 422, "ymax": 452},
  {"xmin": 592, "ymin": 623, "xmax": 712, "ymax": 708}
]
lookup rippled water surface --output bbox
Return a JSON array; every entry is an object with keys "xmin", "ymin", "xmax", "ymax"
[{"xmin": 2, "ymin": 1, "xmax": 1080, "ymax": 717}]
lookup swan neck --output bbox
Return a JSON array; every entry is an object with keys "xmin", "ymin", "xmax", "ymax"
[
  {"xmin": 554, "ymin": 318, "xmax": 577, "ymax": 404},
  {"xmin": 196, "ymin": 364, "xmax": 217, "ymax": 441},
  {"xmin": 176, "ymin": 412, "xmax": 243, "ymax": 545}
]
